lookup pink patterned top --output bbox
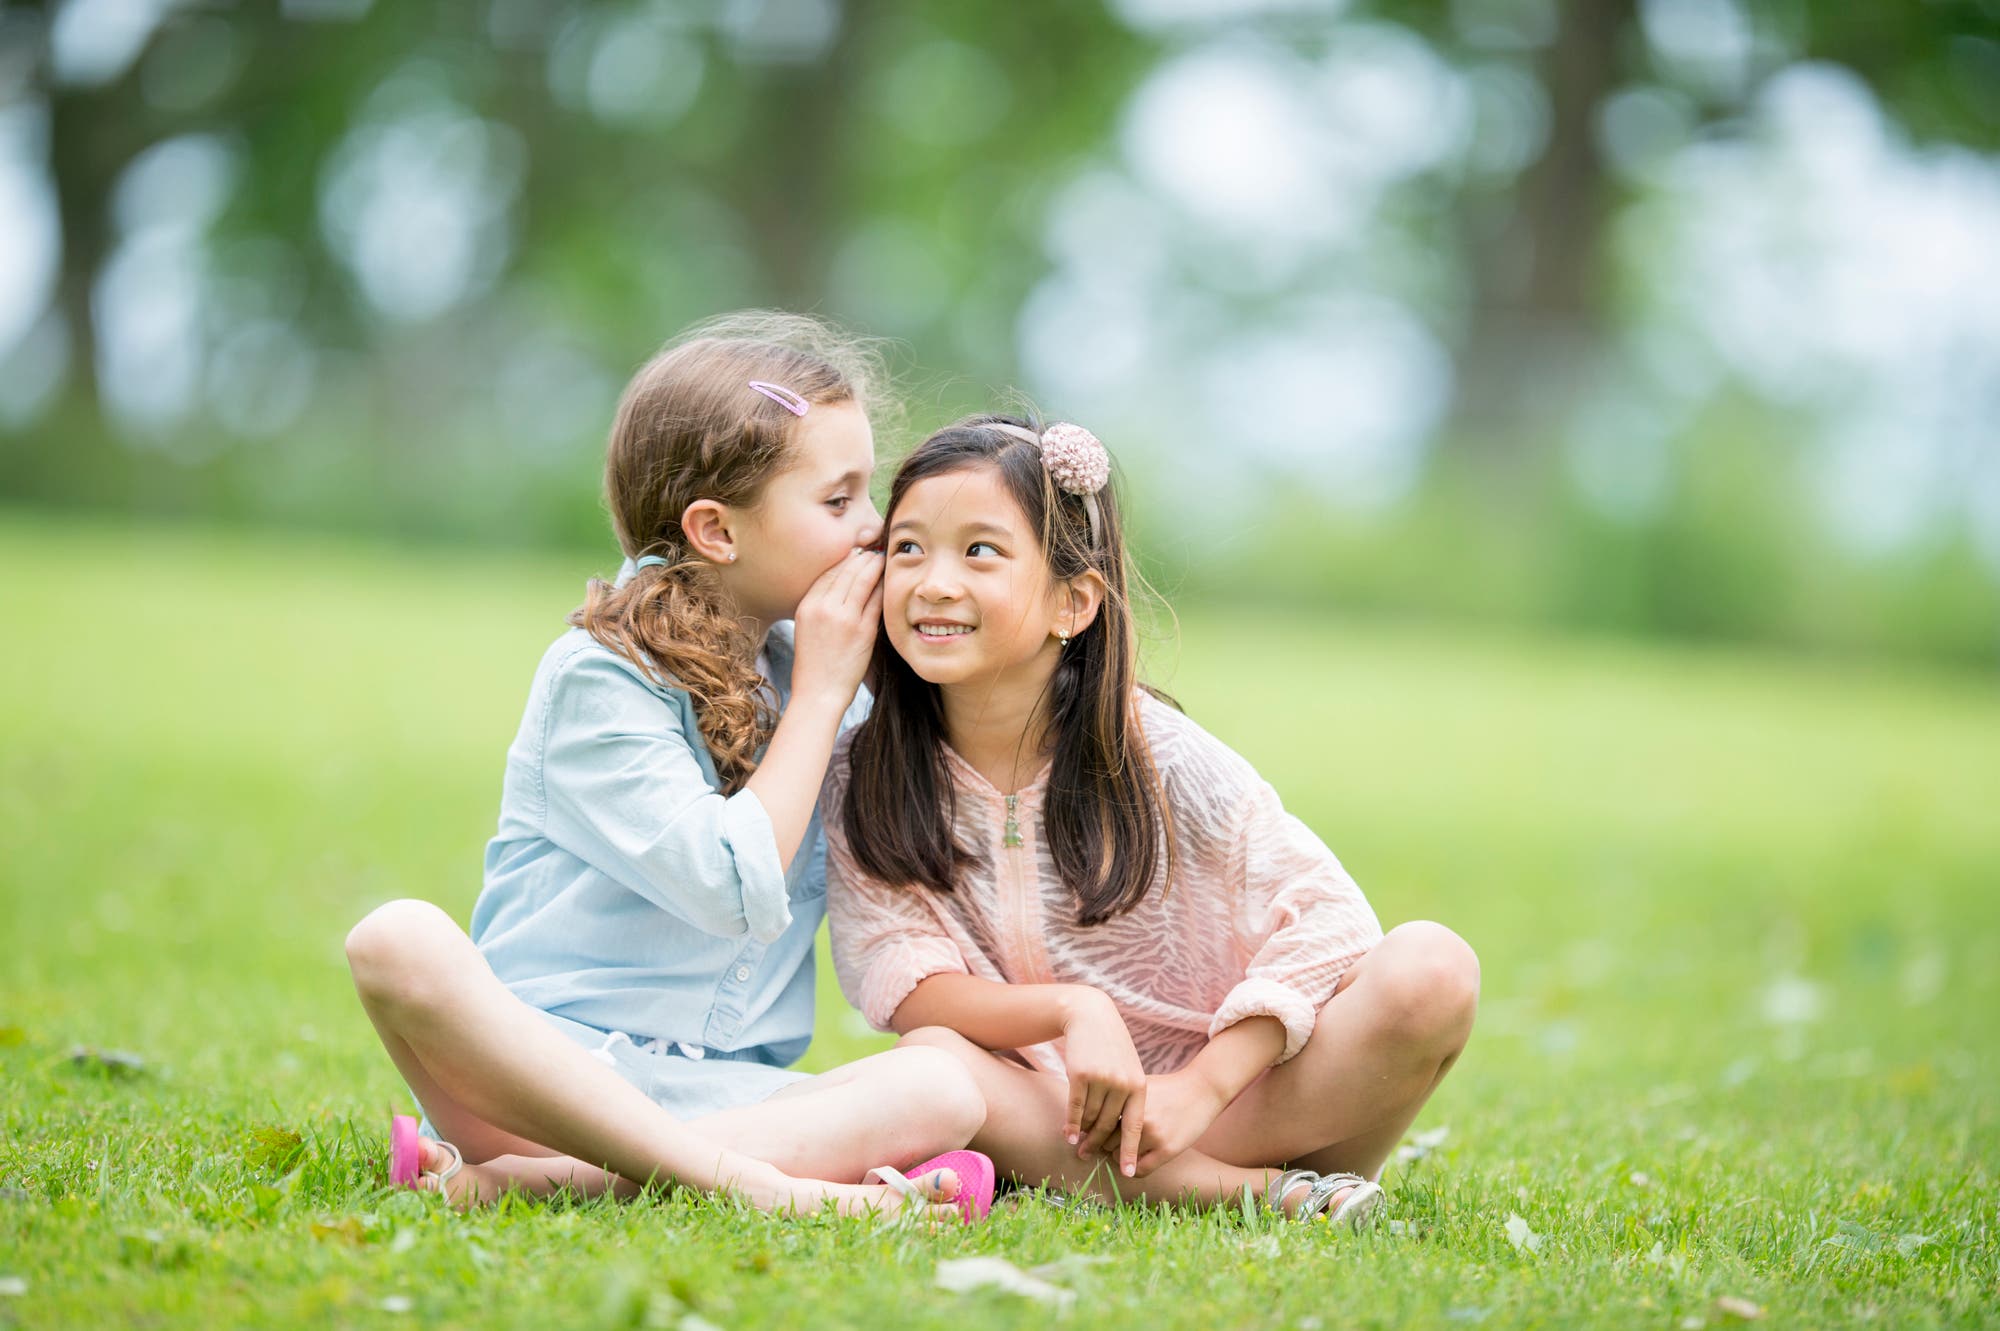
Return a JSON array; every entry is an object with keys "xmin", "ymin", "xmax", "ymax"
[{"xmin": 824, "ymin": 691, "xmax": 1383, "ymax": 1076}]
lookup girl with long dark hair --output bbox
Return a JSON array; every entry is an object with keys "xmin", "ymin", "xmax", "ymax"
[{"xmin": 827, "ymin": 414, "xmax": 1478, "ymax": 1224}]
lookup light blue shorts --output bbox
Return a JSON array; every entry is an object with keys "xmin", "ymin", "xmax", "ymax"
[
  {"xmin": 535, "ymin": 1008, "xmax": 811, "ymax": 1120},
  {"xmin": 418, "ymin": 1008, "xmax": 810, "ymax": 1140}
]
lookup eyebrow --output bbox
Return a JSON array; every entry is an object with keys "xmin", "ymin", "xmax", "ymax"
[
  {"xmin": 888, "ymin": 519, "xmax": 1015, "ymax": 540},
  {"xmin": 822, "ymin": 470, "xmax": 868, "ymax": 491}
]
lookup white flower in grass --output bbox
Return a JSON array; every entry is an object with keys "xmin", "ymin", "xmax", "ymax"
[
  {"xmin": 1395, "ymin": 1125, "xmax": 1450, "ymax": 1163},
  {"xmin": 936, "ymin": 1257, "xmax": 1076, "ymax": 1309},
  {"xmin": 1502, "ymin": 1212, "xmax": 1542, "ymax": 1254},
  {"xmin": 1713, "ymin": 1294, "xmax": 1766, "ymax": 1320}
]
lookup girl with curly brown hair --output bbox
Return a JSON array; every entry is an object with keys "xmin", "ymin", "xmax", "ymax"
[{"xmin": 343, "ymin": 314, "xmax": 990, "ymax": 1220}]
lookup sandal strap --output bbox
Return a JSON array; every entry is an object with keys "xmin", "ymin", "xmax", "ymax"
[
  {"xmin": 1265, "ymin": 1168, "xmax": 1319, "ymax": 1212},
  {"xmin": 1327, "ymin": 1180, "xmax": 1383, "ymax": 1227},
  {"xmin": 863, "ymin": 1164, "xmax": 918, "ymax": 1199},
  {"xmin": 1301, "ymin": 1172, "xmax": 1365, "ymax": 1215},
  {"xmin": 424, "ymin": 1139, "xmax": 463, "ymax": 1186}
]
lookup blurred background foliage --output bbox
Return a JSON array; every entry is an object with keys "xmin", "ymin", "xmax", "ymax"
[{"xmin": 1, "ymin": 0, "xmax": 1996, "ymax": 665}]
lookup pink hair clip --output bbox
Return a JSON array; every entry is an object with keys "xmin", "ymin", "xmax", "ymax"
[{"xmin": 747, "ymin": 380, "xmax": 809, "ymax": 416}]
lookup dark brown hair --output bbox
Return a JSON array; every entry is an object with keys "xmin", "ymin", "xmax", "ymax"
[
  {"xmin": 841, "ymin": 414, "xmax": 1176, "ymax": 925},
  {"xmin": 570, "ymin": 312, "xmax": 881, "ymax": 794}
]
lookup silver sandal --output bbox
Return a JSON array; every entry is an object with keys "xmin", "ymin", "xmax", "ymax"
[{"xmin": 1266, "ymin": 1168, "xmax": 1385, "ymax": 1231}]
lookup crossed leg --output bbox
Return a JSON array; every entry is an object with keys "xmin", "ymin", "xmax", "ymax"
[
  {"xmin": 901, "ymin": 921, "xmax": 1477, "ymax": 1212},
  {"xmin": 1198, "ymin": 921, "xmax": 1478, "ymax": 1180},
  {"xmin": 346, "ymin": 899, "xmax": 985, "ymax": 1213}
]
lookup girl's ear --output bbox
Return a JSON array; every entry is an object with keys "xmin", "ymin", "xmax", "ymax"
[
  {"xmin": 1058, "ymin": 569, "xmax": 1108, "ymax": 641},
  {"xmin": 681, "ymin": 499, "xmax": 736, "ymax": 564}
]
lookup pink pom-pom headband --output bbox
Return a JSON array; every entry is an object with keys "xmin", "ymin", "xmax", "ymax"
[{"xmin": 988, "ymin": 421, "xmax": 1110, "ymax": 545}]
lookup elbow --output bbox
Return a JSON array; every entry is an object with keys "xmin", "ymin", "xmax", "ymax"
[
  {"xmin": 656, "ymin": 880, "xmax": 757, "ymax": 942},
  {"xmin": 672, "ymin": 870, "xmax": 792, "ymax": 943},
  {"xmin": 694, "ymin": 911, "xmax": 754, "ymax": 942},
  {"xmin": 879, "ymin": 970, "xmax": 951, "ymax": 1035},
  {"xmin": 683, "ymin": 897, "xmax": 770, "ymax": 943}
]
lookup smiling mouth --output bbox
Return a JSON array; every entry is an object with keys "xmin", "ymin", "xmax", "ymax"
[{"xmin": 914, "ymin": 622, "xmax": 975, "ymax": 640}]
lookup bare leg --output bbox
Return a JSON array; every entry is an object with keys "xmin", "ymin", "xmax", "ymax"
[
  {"xmin": 357, "ymin": 1017, "xmax": 638, "ymax": 1206},
  {"xmin": 347, "ymin": 900, "xmax": 975, "ymax": 1216},
  {"xmin": 365, "ymin": 1017, "xmax": 980, "ymax": 1204},
  {"xmin": 685, "ymin": 1046, "xmax": 986, "ymax": 1181},
  {"xmin": 899, "ymin": 1027, "xmax": 1278, "ymax": 1210},
  {"xmin": 1199, "ymin": 921, "xmax": 1479, "ymax": 1186},
  {"xmin": 903, "ymin": 920, "xmax": 1476, "ymax": 1215}
]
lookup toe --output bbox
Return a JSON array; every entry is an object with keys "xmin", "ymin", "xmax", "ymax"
[
  {"xmin": 417, "ymin": 1139, "xmax": 450, "ymax": 1176},
  {"xmin": 414, "ymin": 1139, "xmax": 462, "ymax": 1195},
  {"xmin": 917, "ymin": 1167, "xmax": 962, "ymax": 1204},
  {"xmin": 1315, "ymin": 1185, "xmax": 1355, "ymax": 1220}
]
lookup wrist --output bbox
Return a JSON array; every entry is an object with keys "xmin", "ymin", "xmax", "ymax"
[
  {"xmin": 1053, "ymin": 984, "xmax": 1111, "ymax": 1036},
  {"xmin": 1184, "ymin": 1039, "xmax": 1260, "ymax": 1109},
  {"xmin": 782, "ymin": 681, "xmax": 857, "ymax": 720},
  {"xmin": 1177, "ymin": 1060, "xmax": 1233, "ymax": 1110}
]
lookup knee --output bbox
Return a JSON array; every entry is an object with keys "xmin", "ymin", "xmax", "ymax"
[
  {"xmin": 887, "ymin": 1038, "xmax": 988, "ymax": 1140},
  {"xmin": 344, "ymin": 899, "xmax": 460, "ymax": 1009},
  {"xmin": 1363, "ymin": 921, "xmax": 1480, "ymax": 1053},
  {"xmin": 897, "ymin": 1024, "xmax": 979, "ymax": 1058}
]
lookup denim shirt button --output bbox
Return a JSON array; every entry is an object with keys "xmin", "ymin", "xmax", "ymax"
[{"xmin": 733, "ymin": 965, "xmax": 751, "ymax": 982}]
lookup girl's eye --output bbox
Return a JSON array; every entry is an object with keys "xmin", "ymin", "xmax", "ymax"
[
  {"xmin": 891, "ymin": 539, "xmax": 921, "ymax": 556},
  {"xmin": 827, "ymin": 496, "xmax": 850, "ymax": 512},
  {"xmin": 967, "ymin": 541, "xmax": 1001, "ymax": 558}
]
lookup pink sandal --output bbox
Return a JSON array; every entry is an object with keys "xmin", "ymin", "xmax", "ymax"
[
  {"xmin": 388, "ymin": 1113, "xmax": 462, "ymax": 1191},
  {"xmin": 867, "ymin": 1148, "xmax": 996, "ymax": 1222}
]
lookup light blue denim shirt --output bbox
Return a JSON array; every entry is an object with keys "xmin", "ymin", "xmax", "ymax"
[{"xmin": 470, "ymin": 568, "xmax": 864, "ymax": 1065}]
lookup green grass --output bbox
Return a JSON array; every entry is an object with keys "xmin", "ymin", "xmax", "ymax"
[{"xmin": 2, "ymin": 510, "xmax": 1996, "ymax": 1330}]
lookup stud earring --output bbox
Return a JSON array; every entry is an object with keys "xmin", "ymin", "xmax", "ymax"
[
  {"xmin": 1057, "ymin": 630, "xmax": 1071, "ymax": 645},
  {"xmin": 727, "ymin": 552, "xmax": 737, "ymax": 563}
]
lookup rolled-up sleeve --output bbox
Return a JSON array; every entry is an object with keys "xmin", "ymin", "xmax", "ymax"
[
  {"xmin": 539, "ymin": 651, "xmax": 792, "ymax": 943},
  {"xmin": 822, "ymin": 778, "xmax": 968, "ymax": 1030},
  {"xmin": 1209, "ymin": 781, "xmax": 1383, "ymax": 1063}
]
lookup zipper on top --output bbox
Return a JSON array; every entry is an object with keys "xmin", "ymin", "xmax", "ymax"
[{"xmin": 1003, "ymin": 793, "xmax": 1022, "ymax": 848}]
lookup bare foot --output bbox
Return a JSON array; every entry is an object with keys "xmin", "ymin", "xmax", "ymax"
[
  {"xmin": 403, "ymin": 1143, "xmax": 966, "ymax": 1222},
  {"xmin": 769, "ymin": 1169, "xmax": 965, "ymax": 1222},
  {"xmin": 408, "ymin": 1138, "xmax": 496, "ymax": 1209}
]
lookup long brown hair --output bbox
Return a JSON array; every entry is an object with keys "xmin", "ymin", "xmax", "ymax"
[
  {"xmin": 841, "ymin": 414, "xmax": 1176, "ymax": 925},
  {"xmin": 570, "ymin": 311, "xmax": 881, "ymax": 794}
]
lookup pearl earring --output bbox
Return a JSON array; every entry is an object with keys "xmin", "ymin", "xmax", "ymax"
[
  {"xmin": 727, "ymin": 552, "xmax": 737, "ymax": 563},
  {"xmin": 1057, "ymin": 630, "xmax": 1071, "ymax": 645}
]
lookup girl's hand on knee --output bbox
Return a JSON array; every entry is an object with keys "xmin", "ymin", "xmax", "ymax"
[
  {"xmin": 1132, "ymin": 1068, "xmax": 1228, "ymax": 1177},
  {"xmin": 1058, "ymin": 988, "xmax": 1147, "ymax": 1170}
]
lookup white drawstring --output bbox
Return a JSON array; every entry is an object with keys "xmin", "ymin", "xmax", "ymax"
[{"xmin": 590, "ymin": 1029, "xmax": 634, "ymax": 1066}]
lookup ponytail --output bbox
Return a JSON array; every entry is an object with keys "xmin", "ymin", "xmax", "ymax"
[{"xmin": 569, "ymin": 552, "xmax": 773, "ymax": 794}]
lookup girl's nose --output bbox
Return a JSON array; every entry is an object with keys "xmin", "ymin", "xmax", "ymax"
[
  {"xmin": 913, "ymin": 566, "xmax": 960, "ymax": 602},
  {"xmin": 855, "ymin": 502, "xmax": 883, "ymax": 550}
]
